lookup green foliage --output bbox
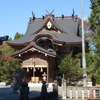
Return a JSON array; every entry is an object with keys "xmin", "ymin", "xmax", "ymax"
[
  {"xmin": 1, "ymin": 45, "xmax": 17, "ymax": 54},
  {"xmin": 0, "ymin": 32, "xmax": 23, "ymax": 84},
  {"xmin": 79, "ymin": 28, "xmax": 82, "ymax": 37},
  {"xmin": 8, "ymin": 37, "xmax": 12, "ymax": 41},
  {"xmin": 84, "ymin": 53, "xmax": 95, "ymax": 76},
  {"xmin": 0, "ymin": 58, "xmax": 21, "ymax": 84},
  {"xmin": 77, "ymin": 52, "xmax": 100, "ymax": 83},
  {"xmin": 59, "ymin": 52, "xmax": 83, "ymax": 85},
  {"xmin": 88, "ymin": 0, "xmax": 100, "ymax": 32},
  {"xmin": 0, "ymin": 44, "xmax": 21, "ymax": 84},
  {"xmin": 88, "ymin": 0, "xmax": 100, "ymax": 83},
  {"xmin": 14, "ymin": 32, "xmax": 24, "ymax": 40}
]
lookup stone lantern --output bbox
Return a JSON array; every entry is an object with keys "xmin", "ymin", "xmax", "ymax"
[{"xmin": 42, "ymin": 72, "xmax": 47, "ymax": 81}]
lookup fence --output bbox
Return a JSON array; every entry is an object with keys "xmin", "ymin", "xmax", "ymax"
[{"xmin": 66, "ymin": 86, "xmax": 100, "ymax": 99}]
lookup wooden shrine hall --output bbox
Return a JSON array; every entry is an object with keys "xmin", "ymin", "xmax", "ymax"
[{"xmin": 7, "ymin": 10, "xmax": 84, "ymax": 83}]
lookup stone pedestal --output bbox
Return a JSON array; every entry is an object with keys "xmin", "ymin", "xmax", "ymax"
[
  {"xmin": 19, "ymin": 81, "xmax": 29, "ymax": 100},
  {"xmin": 41, "ymin": 81, "xmax": 47, "ymax": 96}
]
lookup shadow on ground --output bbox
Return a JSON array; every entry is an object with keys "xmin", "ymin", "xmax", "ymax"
[
  {"xmin": 0, "ymin": 87, "xmax": 41, "ymax": 100},
  {"xmin": 0, "ymin": 86, "xmax": 63, "ymax": 100}
]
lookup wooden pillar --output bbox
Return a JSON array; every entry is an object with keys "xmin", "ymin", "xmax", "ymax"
[
  {"xmin": 33, "ymin": 68, "xmax": 35, "ymax": 77},
  {"xmin": 47, "ymin": 63, "xmax": 49, "ymax": 83},
  {"xmin": 32, "ymin": 62, "xmax": 36, "ymax": 77},
  {"xmin": 32, "ymin": 62, "xmax": 35, "ymax": 82},
  {"xmin": 47, "ymin": 57, "xmax": 49, "ymax": 83}
]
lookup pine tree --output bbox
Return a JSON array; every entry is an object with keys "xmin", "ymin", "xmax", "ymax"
[
  {"xmin": 88, "ymin": 0, "xmax": 100, "ymax": 33},
  {"xmin": 88, "ymin": 0, "xmax": 100, "ymax": 83},
  {"xmin": 14, "ymin": 32, "xmax": 24, "ymax": 40},
  {"xmin": 60, "ymin": 52, "xmax": 83, "ymax": 85}
]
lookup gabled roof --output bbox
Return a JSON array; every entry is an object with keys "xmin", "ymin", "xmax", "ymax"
[
  {"xmin": 11, "ymin": 41, "xmax": 56, "ymax": 58},
  {"xmin": 33, "ymin": 29, "xmax": 82, "ymax": 44},
  {"xmin": 6, "ymin": 15, "xmax": 82, "ymax": 49}
]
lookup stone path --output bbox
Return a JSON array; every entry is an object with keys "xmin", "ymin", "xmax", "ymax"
[{"xmin": 0, "ymin": 85, "xmax": 62, "ymax": 100}]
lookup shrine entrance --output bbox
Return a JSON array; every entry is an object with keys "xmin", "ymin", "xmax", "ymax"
[
  {"xmin": 23, "ymin": 67, "xmax": 47, "ymax": 83},
  {"xmin": 21, "ymin": 53, "xmax": 56, "ymax": 83}
]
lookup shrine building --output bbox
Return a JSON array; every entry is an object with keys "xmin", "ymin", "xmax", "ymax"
[{"xmin": 7, "ymin": 11, "xmax": 85, "ymax": 83}]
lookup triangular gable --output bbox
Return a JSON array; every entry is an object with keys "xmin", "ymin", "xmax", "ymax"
[{"xmin": 32, "ymin": 17, "xmax": 67, "ymax": 35}]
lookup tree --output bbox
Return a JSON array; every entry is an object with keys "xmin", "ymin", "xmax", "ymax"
[
  {"xmin": 78, "ymin": 19, "xmax": 91, "ymax": 38},
  {"xmin": 88, "ymin": 0, "xmax": 100, "ymax": 83},
  {"xmin": 1, "ymin": 43, "xmax": 17, "ymax": 54},
  {"xmin": 14, "ymin": 32, "xmax": 24, "ymax": 40},
  {"xmin": 0, "ymin": 32, "xmax": 24, "ymax": 84},
  {"xmin": 59, "ymin": 52, "xmax": 83, "ymax": 85},
  {"xmin": 88, "ymin": 0, "xmax": 100, "ymax": 33},
  {"xmin": 0, "ymin": 58, "xmax": 21, "ymax": 84},
  {"xmin": 0, "ymin": 44, "xmax": 21, "ymax": 84},
  {"xmin": 8, "ymin": 37, "xmax": 12, "ymax": 41}
]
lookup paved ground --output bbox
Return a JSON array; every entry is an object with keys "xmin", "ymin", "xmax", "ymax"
[
  {"xmin": 0, "ymin": 85, "xmax": 62, "ymax": 100},
  {"xmin": 0, "ymin": 85, "xmax": 97, "ymax": 100}
]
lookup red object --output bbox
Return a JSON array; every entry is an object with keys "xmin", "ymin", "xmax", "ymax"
[
  {"xmin": 91, "ymin": 89, "xmax": 95, "ymax": 98},
  {"xmin": 94, "ymin": 79, "xmax": 96, "ymax": 83}
]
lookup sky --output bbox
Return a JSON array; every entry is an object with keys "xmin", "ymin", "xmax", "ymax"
[{"xmin": 0, "ymin": 0, "xmax": 91, "ymax": 39}]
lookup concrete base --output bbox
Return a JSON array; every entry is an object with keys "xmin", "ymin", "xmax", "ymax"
[
  {"xmin": 28, "ymin": 82, "xmax": 54, "ymax": 88},
  {"xmin": 46, "ymin": 83, "xmax": 54, "ymax": 88},
  {"xmin": 28, "ymin": 83, "xmax": 42, "ymax": 87},
  {"xmin": 0, "ymin": 82, "xmax": 6, "ymax": 87}
]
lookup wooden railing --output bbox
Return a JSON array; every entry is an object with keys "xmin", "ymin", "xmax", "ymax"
[{"xmin": 66, "ymin": 86, "xmax": 100, "ymax": 99}]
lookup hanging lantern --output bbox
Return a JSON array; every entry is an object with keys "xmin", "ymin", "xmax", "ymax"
[
  {"xmin": 38, "ymin": 67, "xmax": 39, "ymax": 70},
  {"xmin": 41, "ymin": 68, "xmax": 43, "ymax": 72},
  {"xmin": 31, "ymin": 67, "xmax": 32, "ymax": 70},
  {"xmin": 34, "ymin": 67, "xmax": 36, "ymax": 72},
  {"xmin": 27, "ymin": 68, "xmax": 29, "ymax": 72}
]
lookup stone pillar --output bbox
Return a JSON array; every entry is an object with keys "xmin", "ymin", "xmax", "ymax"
[
  {"xmin": 41, "ymin": 81, "xmax": 47, "ymax": 96},
  {"xmin": 62, "ymin": 79, "xmax": 67, "ymax": 99},
  {"xmin": 12, "ymin": 73, "xmax": 17, "ymax": 93},
  {"xmin": 62, "ymin": 74, "xmax": 67, "ymax": 99},
  {"xmin": 19, "ymin": 81, "xmax": 29, "ymax": 100},
  {"xmin": 41, "ymin": 81, "xmax": 47, "ymax": 100},
  {"xmin": 53, "ymin": 80, "xmax": 58, "ymax": 100},
  {"xmin": 53, "ymin": 80, "xmax": 58, "ymax": 92}
]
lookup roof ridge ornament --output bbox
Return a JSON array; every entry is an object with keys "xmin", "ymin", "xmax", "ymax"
[
  {"xmin": 32, "ymin": 11, "xmax": 35, "ymax": 20},
  {"xmin": 71, "ymin": 9, "xmax": 78, "ymax": 22},
  {"xmin": 46, "ymin": 10, "xmax": 54, "ymax": 16},
  {"xmin": 72, "ymin": 8, "xmax": 75, "ymax": 20},
  {"xmin": 62, "ymin": 14, "xmax": 64, "ymax": 19},
  {"xmin": 45, "ymin": 10, "xmax": 55, "ymax": 20}
]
